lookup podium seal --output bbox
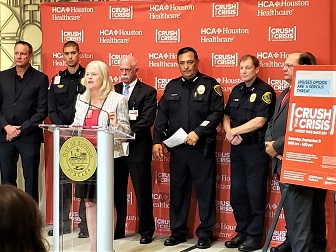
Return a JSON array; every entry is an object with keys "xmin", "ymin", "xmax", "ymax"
[{"xmin": 60, "ymin": 136, "xmax": 97, "ymax": 181}]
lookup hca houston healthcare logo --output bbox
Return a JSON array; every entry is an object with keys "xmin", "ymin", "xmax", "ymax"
[{"xmin": 152, "ymin": 193, "xmax": 170, "ymax": 209}]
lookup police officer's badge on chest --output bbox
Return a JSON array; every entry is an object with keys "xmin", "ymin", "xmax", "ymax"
[
  {"xmin": 197, "ymin": 85, "xmax": 205, "ymax": 95},
  {"xmin": 250, "ymin": 93, "xmax": 257, "ymax": 103}
]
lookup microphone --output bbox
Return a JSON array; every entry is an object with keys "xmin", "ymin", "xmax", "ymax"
[{"xmin": 78, "ymin": 95, "xmax": 110, "ymax": 127}]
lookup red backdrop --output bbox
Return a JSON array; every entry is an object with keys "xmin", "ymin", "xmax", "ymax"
[{"xmin": 41, "ymin": 0, "xmax": 336, "ymax": 250}]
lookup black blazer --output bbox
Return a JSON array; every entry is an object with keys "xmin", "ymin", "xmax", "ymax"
[
  {"xmin": 265, "ymin": 87, "xmax": 290, "ymax": 175},
  {"xmin": 115, "ymin": 80, "xmax": 157, "ymax": 162},
  {"xmin": 0, "ymin": 66, "xmax": 48, "ymax": 143}
]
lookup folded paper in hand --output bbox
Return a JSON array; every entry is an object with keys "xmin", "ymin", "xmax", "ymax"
[{"xmin": 163, "ymin": 128, "xmax": 187, "ymax": 148}]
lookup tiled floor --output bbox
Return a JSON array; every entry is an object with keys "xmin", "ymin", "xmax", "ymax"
[{"xmin": 45, "ymin": 228, "xmax": 268, "ymax": 252}]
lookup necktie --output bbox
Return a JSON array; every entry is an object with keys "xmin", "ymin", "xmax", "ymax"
[
  {"xmin": 280, "ymin": 90, "xmax": 290, "ymax": 107},
  {"xmin": 123, "ymin": 85, "xmax": 130, "ymax": 99}
]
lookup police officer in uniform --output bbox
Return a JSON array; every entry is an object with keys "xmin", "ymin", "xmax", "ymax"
[
  {"xmin": 223, "ymin": 55, "xmax": 275, "ymax": 251},
  {"xmin": 47, "ymin": 41, "xmax": 88, "ymax": 238},
  {"xmin": 153, "ymin": 47, "xmax": 224, "ymax": 249}
]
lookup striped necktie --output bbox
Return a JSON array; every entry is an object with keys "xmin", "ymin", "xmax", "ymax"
[{"xmin": 280, "ymin": 90, "xmax": 290, "ymax": 107}]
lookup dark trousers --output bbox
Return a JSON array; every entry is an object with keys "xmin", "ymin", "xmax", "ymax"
[
  {"xmin": 230, "ymin": 143, "xmax": 269, "ymax": 237},
  {"xmin": 0, "ymin": 141, "xmax": 41, "ymax": 202},
  {"xmin": 280, "ymin": 185, "xmax": 327, "ymax": 251},
  {"xmin": 311, "ymin": 188, "xmax": 327, "ymax": 249},
  {"xmin": 60, "ymin": 179, "xmax": 87, "ymax": 232},
  {"xmin": 114, "ymin": 157, "xmax": 155, "ymax": 236},
  {"xmin": 114, "ymin": 157, "xmax": 128, "ymax": 235},
  {"xmin": 280, "ymin": 183, "xmax": 314, "ymax": 252},
  {"xmin": 169, "ymin": 145, "xmax": 216, "ymax": 239},
  {"xmin": 78, "ymin": 199, "xmax": 88, "ymax": 232}
]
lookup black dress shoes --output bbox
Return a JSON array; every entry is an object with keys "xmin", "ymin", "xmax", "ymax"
[
  {"xmin": 47, "ymin": 226, "xmax": 71, "ymax": 236},
  {"xmin": 270, "ymin": 240, "xmax": 292, "ymax": 252},
  {"xmin": 197, "ymin": 237, "xmax": 211, "ymax": 249},
  {"xmin": 238, "ymin": 236, "xmax": 262, "ymax": 252},
  {"xmin": 139, "ymin": 235, "xmax": 152, "ymax": 244},
  {"xmin": 225, "ymin": 233, "xmax": 247, "ymax": 248},
  {"xmin": 114, "ymin": 229, "xmax": 125, "ymax": 240},
  {"xmin": 78, "ymin": 230, "xmax": 89, "ymax": 238},
  {"xmin": 164, "ymin": 236, "xmax": 187, "ymax": 246}
]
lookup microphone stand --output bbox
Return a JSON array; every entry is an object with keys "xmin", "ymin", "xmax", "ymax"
[{"xmin": 78, "ymin": 95, "xmax": 111, "ymax": 128}]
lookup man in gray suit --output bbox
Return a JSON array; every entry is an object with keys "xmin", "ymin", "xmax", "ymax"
[{"xmin": 265, "ymin": 52, "xmax": 327, "ymax": 252}]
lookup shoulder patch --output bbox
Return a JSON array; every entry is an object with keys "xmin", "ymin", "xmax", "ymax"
[
  {"xmin": 214, "ymin": 85, "xmax": 223, "ymax": 96},
  {"xmin": 262, "ymin": 92, "xmax": 272, "ymax": 104}
]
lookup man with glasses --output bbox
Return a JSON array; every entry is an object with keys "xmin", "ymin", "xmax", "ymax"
[
  {"xmin": 153, "ymin": 47, "xmax": 224, "ymax": 249},
  {"xmin": 114, "ymin": 55, "xmax": 157, "ymax": 244},
  {"xmin": 265, "ymin": 52, "xmax": 327, "ymax": 252}
]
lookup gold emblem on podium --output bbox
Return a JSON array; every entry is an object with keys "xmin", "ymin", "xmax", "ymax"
[{"xmin": 60, "ymin": 137, "xmax": 97, "ymax": 181}]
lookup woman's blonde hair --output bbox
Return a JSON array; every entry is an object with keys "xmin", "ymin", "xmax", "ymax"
[{"xmin": 81, "ymin": 60, "xmax": 114, "ymax": 102}]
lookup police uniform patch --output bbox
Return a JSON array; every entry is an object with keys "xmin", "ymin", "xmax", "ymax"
[
  {"xmin": 262, "ymin": 92, "xmax": 272, "ymax": 104},
  {"xmin": 250, "ymin": 93, "xmax": 257, "ymax": 103},
  {"xmin": 197, "ymin": 85, "xmax": 205, "ymax": 95},
  {"xmin": 214, "ymin": 85, "xmax": 223, "ymax": 96}
]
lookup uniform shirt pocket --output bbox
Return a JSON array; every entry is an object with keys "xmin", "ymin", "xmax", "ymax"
[
  {"xmin": 193, "ymin": 95, "xmax": 209, "ymax": 114},
  {"xmin": 228, "ymin": 99, "xmax": 240, "ymax": 118},
  {"xmin": 53, "ymin": 84, "xmax": 69, "ymax": 94},
  {"xmin": 167, "ymin": 94, "xmax": 181, "ymax": 113}
]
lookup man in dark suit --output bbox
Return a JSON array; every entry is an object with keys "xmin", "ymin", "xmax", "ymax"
[
  {"xmin": 114, "ymin": 55, "xmax": 156, "ymax": 244},
  {"xmin": 0, "ymin": 40, "xmax": 48, "ymax": 202},
  {"xmin": 265, "ymin": 52, "xmax": 327, "ymax": 252}
]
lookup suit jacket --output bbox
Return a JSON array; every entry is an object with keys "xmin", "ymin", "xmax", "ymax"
[
  {"xmin": 265, "ymin": 87, "xmax": 290, "ymax": 175},
  {"xmin": 115, "ymin": 80, "xmax": 157, "ymax": 162},
  {"xmin": 0, "ymin": 65, "xmax": 48, "ymax": 143},
  {"xmin": 72, "ymin": 91, "xmax": 131, "ymax": 158}
]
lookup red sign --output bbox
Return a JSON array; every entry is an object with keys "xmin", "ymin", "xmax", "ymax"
[{"xmin": 282, "ymin": 65, "xmax": 336, "ymax": 190}]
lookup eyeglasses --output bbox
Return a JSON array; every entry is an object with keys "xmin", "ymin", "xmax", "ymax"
[
  {"xmin": 119, "ymin": 68, "xmax": 132, "ymax": 73},
  {"xmin": 284, "ymin": 63, "xmax": 294, "ymax": 69}
]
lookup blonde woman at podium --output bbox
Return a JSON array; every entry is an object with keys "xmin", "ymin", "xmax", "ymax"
[{"xmin": 72, "ymin": 60, "xmax": 131, "ymax": 252}]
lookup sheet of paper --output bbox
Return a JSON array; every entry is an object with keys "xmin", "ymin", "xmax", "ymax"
[{"xmin": 163, "ymin": 128, "xmax": 188, "ymax": 148}]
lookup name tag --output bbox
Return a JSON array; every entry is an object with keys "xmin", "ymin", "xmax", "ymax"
[
  {"xmin": 54, "ymin": 76, "xmax": 61, "ymax": 85},
  {"xmin": 129, "ymin": 110, "xmax": 138, "ymax": 120}
]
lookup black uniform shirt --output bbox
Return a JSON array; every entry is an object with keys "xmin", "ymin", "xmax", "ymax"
[
  {"xmin": 224, "ymin": 77, "xmax": 276, "ymax": 131},
  {"xmin": 153, "ymin": 72, "xmax": 224, "ymax": 146},
  {"xmin": 48, "ymin": 65, "xmax": 85, "ymax": 125}
]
